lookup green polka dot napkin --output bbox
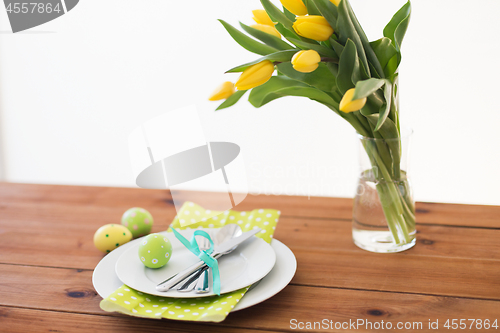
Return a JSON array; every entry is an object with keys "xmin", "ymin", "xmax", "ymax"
[{"xmin": 100, "ymin": 202, "xmax": 280, "ymax": 322}]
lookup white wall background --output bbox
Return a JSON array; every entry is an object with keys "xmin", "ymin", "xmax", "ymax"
[{"xmin": 0, "ymin": 0, "xmax": 499, "ymax": 205}]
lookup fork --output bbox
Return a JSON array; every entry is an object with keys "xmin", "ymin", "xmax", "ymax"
[
  {"xmin": 176, "ymin": 232, "xmax": 212, "ymax": 292},
  {"xmin": 194, "ymin": 238, "xmax": 211, "ymax": 293}
]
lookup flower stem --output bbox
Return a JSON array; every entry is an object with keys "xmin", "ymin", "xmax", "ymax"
[{"xmin": 364, "ymin": 140, "xmax": 414, "ymax": 244}]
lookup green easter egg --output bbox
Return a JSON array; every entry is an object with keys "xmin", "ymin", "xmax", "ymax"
[
  {"xmin": 138, "ymin": 233, "xmax": 173, "ymax": 268},
  {"xmin": 94, "ymin": 224, "xmax": 132, "ymax": 253},
  {"xmin": 121, "ymin": 207, "xmax": 153, "ymax": 238}
]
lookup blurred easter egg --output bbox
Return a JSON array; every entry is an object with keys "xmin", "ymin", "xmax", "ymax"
[
  {"xmin": 138, "ymin": 233, "xmax": 173, "ymax": 268},
  {"xmin": 94, "ymin": 224, "xmax": 132, "ymax": 253},
  {"xmin": 121, "ymin": 207, "xmax": 153, "ymax": 238}
]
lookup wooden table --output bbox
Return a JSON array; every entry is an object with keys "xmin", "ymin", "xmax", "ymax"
[{"xmin": 1, "ymin": 183, "xmax": 499, "ymax": 332}]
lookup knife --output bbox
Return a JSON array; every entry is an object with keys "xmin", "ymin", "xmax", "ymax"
[{"xmin": 156, "ymin": 228, "xmax": 261, "ymax": 292}]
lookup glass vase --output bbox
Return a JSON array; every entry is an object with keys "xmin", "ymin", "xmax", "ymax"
[{"xmin": 352, "ymin": 130, "xmax": 416, "ymax": 253}]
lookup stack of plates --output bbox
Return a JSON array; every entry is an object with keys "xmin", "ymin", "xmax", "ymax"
[{"xmin": 92, "ymin": 228, "xmax": 297, "ymax": 312}]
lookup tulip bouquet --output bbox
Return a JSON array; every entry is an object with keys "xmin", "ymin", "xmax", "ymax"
[{"xmin": 209, "ymin": 0, "xmax": 415, "ymax": 249}]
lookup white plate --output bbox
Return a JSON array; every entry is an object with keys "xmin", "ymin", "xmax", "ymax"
[
  {"xmin": 114, "ymin": 229, "xmax": 276, "ymax": 298},
  {"xmin": 93, "ymin": 238, "xmax": 296, "ymax": 312}
]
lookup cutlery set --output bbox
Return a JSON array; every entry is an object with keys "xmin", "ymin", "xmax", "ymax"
[
  {"xmin": 177, "ymin": 224, "xmax": 243, "ymax": 293},
  {"xmin": 156, "ymin": 226, "xmax": 260, "ymax": 293}
]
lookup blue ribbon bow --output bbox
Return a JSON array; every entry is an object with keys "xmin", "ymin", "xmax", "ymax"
[{"xmin": 170, "ymin": 227, "xmax": 221, "ymax": 295}]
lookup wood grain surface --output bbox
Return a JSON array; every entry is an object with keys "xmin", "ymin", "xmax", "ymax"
[{"xmin": 0, "ymin": 183, "xmax": 499, "ymax": 332}]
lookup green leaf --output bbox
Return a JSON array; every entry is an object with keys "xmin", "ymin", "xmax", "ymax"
[
  {"xmin": 329, "ymin": 36, "xmax": 344, "ymax": 57},
  {"xmin": 260, "ymin": 0, "xmax": 294, "ymax": 31},
  {"xmin": 277, "ymin": 62, "xmax": 337, "ymax": 93},
  {"xmin": 312, "ymin": 0, "xmax": 338, "ymax": 28},
  {"xmin": 326, "ymin": 62, "xmax": 339, "ymax": 77},
  {"xmin": 370, "ymin": 37, "xmax": 398, "ymax": 77},
  {"xmin": 352, "ymin": 78, "xmax": 385, "ymax": 100},
  {"xmin": 359, "ymin": 90, "xmax": 385, "ymax": 117},
  {"xmin": 287, "ymin": 37, "xmax": 337, "ymax": 58},
  {"xmin": 336, "ymin": 0, "xmax": 370, "ymax": 77},
  {"xmin": 320, "ymin": 39, "xmax": 331, "ymax": 50},
  {"xmin": 275, "ymin": 23, "xmax": 298, "ymax": 40},
  {"xmin": 383, "ymin": 1, "xmax": 411, "ymax": 52},
  {"xmin": 359, "ymin": 60, "xmax": 370, "ymax": 80},
  {"xmin": 389, "ymin": 74, "xmax": 399, "ymax": 127},
  {"xmin": 249, "ymin": 76, "xmax": 306, "ymax": 106},
  {"xmin": 225, "ymin": 50, "xmax": 299, "ymax": 73},
  {"xmin": 386, "ymin": 54, "xmax": 399, "ymax": 79},
  {"xmin": 368, "ymin": 63, "xmax": 381, "ymax": 79},
  {"xmin": 219, "ymin": 20, "xmax": 277, "ymax": 56},
  {"xmin": 337, "ymin": 39, "xmax": 360, "ymax": 93},
  {"xmin": 345, "ymin": 0, "xmax": 384, "ymax": 78},
  {"xmin": 282, "ymin": 6, "xmax": 296, "ymax": 21},
  {"xmin": 358, "ymin": 96, "xmax": 376, "ymax": 116},
  {"xmin": 248, "ymin": 76, "xmax": 338, "ymax": 108},
  {"xmin": 216, "ymin": 90, "xmax": 248, "ymax": 111},
  {"xmin": 240, "ymin": 22, "xmax": 294, "ymax": 51},
  {"xmin": 374, "ymin": 79, "xmax": 393, "ymax": 131},
  {"xmin": 366, "ymin": 114, "xmax": 399, "ymax": 139},
  {"xmin": 303, "ymin": 0, "xmax": 321, "ymax": 15}
]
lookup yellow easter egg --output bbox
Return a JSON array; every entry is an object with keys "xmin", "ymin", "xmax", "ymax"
[{"xmin": 93, "ymin": 224, "xmax": 133, "ymax": 253}]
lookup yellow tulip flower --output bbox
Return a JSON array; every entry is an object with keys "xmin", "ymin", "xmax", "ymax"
[
  {"xmin": 279, "ymin": 0, "xmax": 308, "ymax": 16},
  {"xmin": 293, "ymin": 15, "xmax": 334, "ymax": 41},
  {"xmin": 291, "ymin": 50, "xmax": 321, "ymax": 73},
  {"xmin": 339, "ymin": 88, "xmax": 367, "ymax": 113},
  {"xmin": 235, "ymin": 60, "xmax": 275, "ymax": 91},
  {"xmin": 251, "ymin": 24, "xmax": 281, "ymax": 38},
  {"xmin": 252, "ymin": 9, "xmax": 275, "ymax": 26},
  {"xmin": 330, "ymin": 0, "xmax": 340, "ymax": 6},
  {"xmin": 208, "ymin": 81, "xmax": 235, "ymax": 101}
]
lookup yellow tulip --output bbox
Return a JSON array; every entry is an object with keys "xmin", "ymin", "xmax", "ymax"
[
  {"xmin": 208, "ymin": 81, "xmax": 235, "ymax": 101},
  {"xmin": 235, "ymin": 60, "xmax": 275, "ymax": 90},
  {"xmin": 251, "ymin": 24, "xmax": 281, "ymax": 38},
  {"xmin": 279, "ymin": 0, "xmax": 308, "ymax": 16},
  {"xmin": 291, "ymin": 50, "xmax": 321, "ymax": 73},
  {"xmin": 330, "ymin": 0, "xmax": 340, "ymax": 6},
  {"xmin": 339, "ymin": 88, "xmax": 367, "ymax": 113},
  {"xmin": 252, "ymin": 9, "xmax": 275, "ymax": 26},
  {"xmin": 292, "ymin": 15, "xmax": 334, "ymax": 41}
]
